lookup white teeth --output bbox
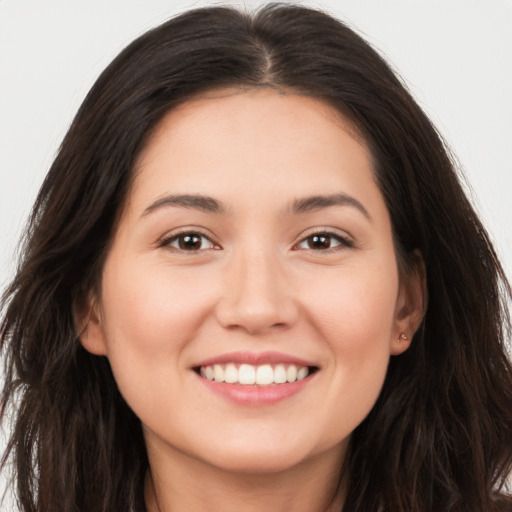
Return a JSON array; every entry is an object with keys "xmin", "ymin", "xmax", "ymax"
[
  {"xmin": 205, "ymin": 366, "xmax": 214, "ymax": 380},
  {"xmin": 286, "ymin": 365, "xmax": 297, "ymax": 383},
  {"xmin": 199, "ymin": 363, "xmax": 312, "ymax": 386},
  {"xmin": 256, "ymin": 364, "xmax": 274, "ymax": 385},
  {"xmin": 213, "ymin": 364, "xmax": 224, "ymax": 382},
  {"xmin": 224, "ymin": 363, "xmax": 238, "ymax": 383},
  {"xmin": 274, "ymin": 364, "xmax": 287, "ymax": 384},
  {"xmin": 297, "ymin": 367, "xmax": 309, "ymax": 381},
  {"xmin": 239, "ymin": 364, "xmax": 256, "ymax": 385}
]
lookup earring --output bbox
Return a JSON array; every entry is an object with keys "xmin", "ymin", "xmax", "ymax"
[{"xmin": 398, "ymin": 333, "xmax": 408, "ymax": 342}]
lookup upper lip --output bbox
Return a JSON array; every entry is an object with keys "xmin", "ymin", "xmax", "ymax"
[{"xmin": 193, "ymin": 351, "xmax": 318, "ymax": 368}]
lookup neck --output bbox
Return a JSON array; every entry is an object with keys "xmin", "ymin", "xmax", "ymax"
[{"xmin": 144, "ymin": 444, "xmax": 348, "ymax": 512}]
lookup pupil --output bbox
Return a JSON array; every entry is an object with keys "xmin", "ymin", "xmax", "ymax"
[
  {"xmin": 309, "ymin": 234, "xmax": 330, "ymax": 249},
  {"xmin": 179, "ymin": 234, "xmax": 201, "ymax": 250}
]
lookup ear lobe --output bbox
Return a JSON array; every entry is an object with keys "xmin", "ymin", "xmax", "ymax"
[
  {"xmin": 391, "ymin": 250, "xmax": 427, "ymax": 355},
  {"xmin": 73, "ymin": 292, "xmax": 109, "ymax": 356}
]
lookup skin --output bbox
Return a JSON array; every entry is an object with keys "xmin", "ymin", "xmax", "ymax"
[{"xmin": 80, "ymin": 89, "xmax": 425, "ymax": 512}]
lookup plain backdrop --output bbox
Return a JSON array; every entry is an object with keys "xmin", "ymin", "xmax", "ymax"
[{"xmin": 1, "ymin": 0, "xmax": 511, "ymax": 508}]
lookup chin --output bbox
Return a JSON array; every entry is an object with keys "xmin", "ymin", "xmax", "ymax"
[
  {"xmin": 206, "ymin": 450, "xmax": 311, "ymax": 475},
  {"xmin": 196, "ymin": 433, "xmax": 338, "ymax": 476}
]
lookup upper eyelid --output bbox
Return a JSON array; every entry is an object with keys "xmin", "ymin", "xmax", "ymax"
[
  {"xmin": 160, "ymin": 226, "xmax": 215, "ymax": 240},
  {"xmin": 159, "ymin": 228, "xmax": 219, "ymax": 249},
  {"xmin": 292, "ymin": 229, "xmax": 355, "ymax": 251},
  {"xmin": 295, "ymin": 227, "xmax": 353, "ymax": 243}
]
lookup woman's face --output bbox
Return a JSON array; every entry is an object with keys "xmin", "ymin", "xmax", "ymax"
[{"xmin": 81, "ymin": 89, "xmax": 422, "ymax": 476}]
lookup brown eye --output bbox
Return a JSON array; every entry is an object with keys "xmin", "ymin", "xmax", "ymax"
[
  {"xmin": 165, "ymin": 233, "xmax": 216, "ymax": 251},
  {"xmin": 308, "ymin": 234, "xmax": 333, "ymax": 249},
  {"xmin": 297, "ymin": 232, "xmax": 347, "ymax": 251}
]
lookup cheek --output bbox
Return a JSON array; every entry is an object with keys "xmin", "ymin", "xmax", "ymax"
[
  {"xmin": 300, "ymin": 263, "xmax": 398, "ymax": 436},
  {"xmin": 101, "ymin": 257, "xmax": 213, "ymax": 350},
  {"xmin": 98, "ymin": 258, "xmax": 215, "ymax": 409},
  {"xmin": 304, "ymin": 260, "xmax": 399, "ymax": 344}
]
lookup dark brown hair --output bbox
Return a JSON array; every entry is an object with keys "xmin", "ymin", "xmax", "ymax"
[{"xmin": 1, "ymin": 4, "xmax": 511, "ymax": 511}]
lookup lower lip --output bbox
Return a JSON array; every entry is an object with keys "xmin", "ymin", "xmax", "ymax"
[{"xmin": 197, "ymin": 374, "xmax": 315, "ymax": 406}]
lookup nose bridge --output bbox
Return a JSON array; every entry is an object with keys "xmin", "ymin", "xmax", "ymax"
[{"xmin": 216, "ymin": 243, "xmax": 297, "ymax": 334}]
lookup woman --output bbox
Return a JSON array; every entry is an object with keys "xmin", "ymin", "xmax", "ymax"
[{"xmin": 1, "ymin": 4, "xmax": 511, "ymax": 511}]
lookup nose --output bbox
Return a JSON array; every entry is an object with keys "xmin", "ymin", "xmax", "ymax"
[{"xmin": 215, "ymin": 249, "xmax": 299, "ymax": 335}]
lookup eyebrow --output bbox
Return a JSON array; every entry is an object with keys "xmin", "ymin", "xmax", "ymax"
[
  {"xmin": 291, "ymin": 193, "xmax": 371, "ymax": 221},
  {"xmin": 142, "ymin": 192, "xmax": 370, "ymax": 220},
  {"xmin": 142, "ymin": 194, "xmax": 226, "ymax": 216}
]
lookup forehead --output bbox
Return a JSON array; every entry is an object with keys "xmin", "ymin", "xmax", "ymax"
[
  {"xmin": 131, "ymin": 88, "xmax": 376, "ymax": 201},
  {"xmin": 142, "ymin": 86, "xmax": 367, "ymax": 149}
]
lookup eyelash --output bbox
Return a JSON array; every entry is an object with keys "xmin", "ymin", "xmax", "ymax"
[
  {"xmin": 293, "ymin": 230, "xmax": 354, "ymax": 253},
  {"xmin": 160, "ymin": 230, "xmax": 219, "ymax": 252},
  {"xmin": 160, "ymin": 229, "xmax": 353, "ymax": 254}
]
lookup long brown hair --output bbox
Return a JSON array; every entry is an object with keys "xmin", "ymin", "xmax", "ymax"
[{"xmin": 1, "ymin": 4, "xmax": 511, "ymax": 511}]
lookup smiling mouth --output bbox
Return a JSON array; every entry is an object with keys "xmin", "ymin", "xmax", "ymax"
[{"xmin": 195, "ymin": 363, "xmax": 319, "ymax": 386}]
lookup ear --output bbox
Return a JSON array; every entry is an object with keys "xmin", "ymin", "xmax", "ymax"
[
  {"xmin": 73, "ymin": 291, "xmax": 109, "ymax": 356},
  {"xmin": 390, "ymin": 250, "xmax": 427, "ymax": 355}
]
